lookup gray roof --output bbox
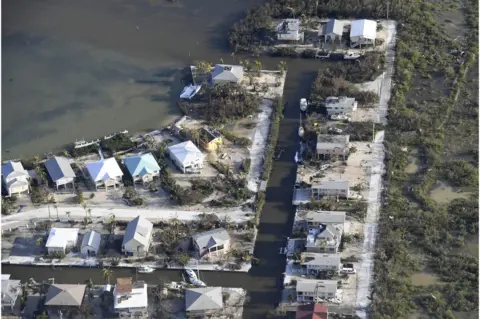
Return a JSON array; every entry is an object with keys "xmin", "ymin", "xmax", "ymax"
[
  {"xmin": 325, "ymin": 19, "xmax": 344, "ymax": 36},
  {"xmin": 192, "ymin": 228, "xmax": 230, "ymax": 250},
  {"xmin": 301, "ymin": 253, "xmax": 341, "ymax": 267},
  {"xmin": 185, "ymin": 287, "xmax": 223, "ymax": 311},
  {"xmin": 44, "ymin": 284, "xmax": 86, "ymax": 307},
  {"xmin": 81, "ymin": 230, "xmax": 101, "ymax": 250},
  {"xmin": 296, "ymin": 279, "xmax": 337, "ymax": 294},
  {"xmin": 316, "ymin": 135, "xmax": 350, "ymax": 151},
  {"xmin": 211, "ymin": 64, "xmax": 244, "ymax": 83},
  {"xmin": 45, "ymin": 156, "xmax": 76, "ymax": 182},
  {"xmin": 122, "ymin": 216, "xmax": 153, "ymax": 248},
  {"xmin": 312, "ymin": 179, "xmax": 349, "ymax": 190},
  {"xmin": 300, "ymin": 211, "xmax": 346, "ymax": 224}
]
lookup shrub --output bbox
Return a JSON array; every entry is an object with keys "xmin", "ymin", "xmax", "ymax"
[
  {"xmin": 218, "ymin": 129, "xmax": 252, "ymax": 146},
  {"xmin": 241, "ymin": 158, "xmax": 251, "ymax": 173},
  {"xmin": 301, "ymin": 49, "xmax": 317, "ymax": 59},
  {"xmin": 101, "ymin": 135, "xmax": 136, "ymax": 153},
  {"xmin": 271, "ymin": 47, "xmax": 298, "ymax": 58},
  {"xmin": 441, "ymin": 160, "xmax": 478, "ymax": 187}
]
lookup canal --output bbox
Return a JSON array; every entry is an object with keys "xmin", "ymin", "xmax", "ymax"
[{"xmin": 3, "ymin": 0, "xmax": 330, "ymax": 317}]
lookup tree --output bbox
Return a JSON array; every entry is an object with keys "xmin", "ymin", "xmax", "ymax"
[
  {"xmin": 194, "ymin": 60, "xmax": 213, "ymax": 75},
  {"xmin": 278, "ymin": 61, "xmax": 287, "ymax": 75},
  {"xmin": 65, "ymin": 211, "xmax": 71, "ymax": 220},
  {"xmin": 36, "ymin": 237, "xmax": 43, "ymax": 246},
  {"xmin": 102, "ymin": 268, "xmax": 113, "ymax": 285},
  {"xmin": 176, "ymin": 253, "xmax": 191, "ymax": 266},
  {"xmin": 54, "ymin": 205, "xmax": 59, "ymax": 219}
]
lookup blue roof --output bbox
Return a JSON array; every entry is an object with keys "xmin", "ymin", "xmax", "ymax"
[{"xmin": 123, "ymin": 153, "xmax": 160, "ymax": 177}]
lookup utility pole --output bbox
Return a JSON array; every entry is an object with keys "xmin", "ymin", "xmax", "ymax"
[{"xmin": 386, "ymin": 1, "xmax": 390, "ymax": 20}]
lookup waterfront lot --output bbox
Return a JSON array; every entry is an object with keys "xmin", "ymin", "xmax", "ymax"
[{"xmin": 1, "ymin": 217, "xmax": 256, "ymax": 272}]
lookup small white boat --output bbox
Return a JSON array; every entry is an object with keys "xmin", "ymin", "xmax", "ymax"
[
  {"xmin": 137, "ymin": 266, "xmax": 155, "ymax": 273},
  {"xmin": 180, "ymin": 84, "xmax": 202, "ymax": 100},
  {"xmin": 315, "ymin": 53, "xmax": 330, "ymax": 59},
  {"xmin": 344, "ymin": 53, "xmax": 361, "ymax": 60},
  {"xmin": 300, "ymin": 98, "xmax": 308, "ymax": 112},
  {"xmin": 74, "ymin": 139, "xmax": 100, "ymax": 149},
  {"xmin": 298, "ymin": 126, "xmax": 305, "ymax": 137},
  {"xmin": 330, "ymin": 114, "xmax": 350, "ymax": 121}
]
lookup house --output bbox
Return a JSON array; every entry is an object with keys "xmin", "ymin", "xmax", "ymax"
[
  {"xmin": 305, "ymin": 223, "xmax": 344, "ymax": 253},
  {"xmin": 185, "ymin": 287, "xmax": 223, "ymax": 317},
  {"xmin": 80, "ymin": 230, "xmax": 101, "ymax": 257},
  {"xmin": 45, "ymin": 228, "xmax": 80, "ymax": 255},
  {"xmin": 122, "ymin": 216, "xmax": 153, "ymax": 256},
  {"xmin": 44, "ymin": 156, "xmax": 76, "ymax": 189},
  {"xmin": 1, "ymin": 161, "xmax": 29, "ymax": 197},
  {"xmin": 113, "ymin": 278, "xmax": 148, "ymax": 318},
  {"xmin": 123, "ymin": 153, "xmax": 160, "ymax": 185},
  {"xmin": 44, "ymin": 284, "xmax": 86, "ymax": 317},
  {"xmin": 349, "ymin": 19, "xmax": 377, "ymax": 48},
  {"xmin": 1, "ymin": 274, "xmax": 21, "ymax": 313},
  {"xmin": 296, "ymin": 303, "xmax": 329, "ymax": 319},
  {"xmin": 300, "ymin": 253, "xmax": 341, "ymax": 274},
  {"xmin": 85, "ymin": 157, "xmax": 123, "ymax": 190},
  {"xmin": 316, "ymin": 135, "xmax": 350, "ymax": 158},
  {"xmin": 324, "ymin": 96, "xmax": 357, "ymax": 115},
  {"xmin": 322, "ymin": 19, "xmax": 344, "ymax": 43},
  {"xmin": 192, "ymin": 228, "xmax": 230, "ymax": 258},
  {"xmin": 277, "ymin": 19, "xmax": 303, "ymax": 41},
  {"xmin": 211, "ymin": 64, "xmax": 244, "ymax": 84},
  {"xmin": 311, "ymin": 179, "xmax": 350, "ymax": 199},
  {"xmin": 296, "ymin": 279, "xmax": 337, "ymax": 302},
  {"xmin": 199, "ymin": 127, "xmax": 223, "ymax": 152},
  {"xmin": 167, "ymin": 141, "xmax": 204, "ymax": 173},
  {"xmin": 295, "ymin": 210, "xmax": 346, "ymax": 230}
]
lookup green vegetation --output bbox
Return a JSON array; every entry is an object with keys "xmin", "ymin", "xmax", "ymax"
[
  {"xmin": 1, "ymin": 196, "xmax": 18, "ymax": 215},
  {"xmin": 241, "ymin": 158, "xmax": 251, "ymax": 173},
  {"xmin": 254, "ymin": 97, "xmax": 284, "ymax": 224},
  {"xmin": 122, "ymin": 187, "xmax": 144, "ymax": 206},
  {"xmin": 101, "ymin": 134, "xmax": 137, "ymax": 153},
  {"xmin": 217, "ymin": 129, "xmax": 252, "ymax": 146}
]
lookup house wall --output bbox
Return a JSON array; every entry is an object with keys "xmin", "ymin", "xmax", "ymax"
[
  {"xmin": 123, "ymin": 240, "xmax": 148, "ymax": 256},
  {"xmin": 56, "ymin": 177, "xmax": 75, "ymax": 187},
  {"xmin": 133, "ymin": 171, "xmax": 159, "ymax": 184},
  {"xmin": 326, "ymin": 104, "xmax": 356, "ymax": 115},
  {"xmin": 296, "ymin": 289, "xmax": 335, "ymax": 302},
  {"xmin": 9, "ymin": 184, "xmax": 29, "ymax": 195},
  {"xmin": 350, "ymin": 36, "xmax": 375, "ymax": 47},
  {"xmin": 306, "ymin": 245, "xmax": 338, "ymax": 254},
  {"xmin": 316, "ymin": 147, "xmax": 348, "ymax": 156},
  {"xmin": 81, "ymin": 245, "xmax": 99, "ymax": 256},
  {"xmin": 312, "ymin": 187, "xmax": 349, "ymax": 199},
  {"xmin": 47, "ymin": 246, "xmax": 66, "ymax": 255},
  {"xmin": 305, "ymin": 263, "xmax": 340, "ymax": 272}
]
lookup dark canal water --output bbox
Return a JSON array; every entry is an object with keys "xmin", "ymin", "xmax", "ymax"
[{"xmin": 2, "ymin": 0, "xmax": 330, "ymax": 317}]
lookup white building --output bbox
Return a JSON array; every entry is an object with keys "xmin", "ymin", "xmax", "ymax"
[
  {"xmin": 81, "ymin": 230, "xmax": 102, "ymax": 257},
  {"xmin": 113, "ymin": 278, "xmax": 148, "ymax": 318},
  {"xmin": 296, "ymin": 279, "xmax": 338, "ymax": 302},
  {"xmin": 1, "ymin": 161, "xmax": 29, "ymax": 197},
  {"xmin": 121, "ymin": 216, "xmax": 153, "ymax": 257},
  {"xmin": 167, "ymin": 141, "xmax": 204, "ymax": 173},
  {"xmin": 311, "ymin": 179, "xmax": 350, "ymax": 199},
  {"xmin": 321, "ymin": 19, "xmax": 344, "ymax": 43},
  {"xmin": 45, "ymin": 228, "xmax": 79, "ymax": 255},
  {"xmin": 305, "ymin": 223, "xmax": 344, "ymax": 253},
  {"xmin": 325, "ymin": 96, "xmax": 357, "ymax": 115},
  {"xmin": 349, "ymin": 19, "xmax": 377, "ymax": 48},
  {"xmin": 295, "ymin": 210, "xmax": 347, "ymax": 229},
  {"xmin": 1, "ymin": 274, "xmax": 21, "ymax": 312},
  {"xmin": 44, "ymin": 156, "xmax": 76, "ymax": 189},
  {"xmin": 316, "ymin": 135, "xmax": 350, "ymax": 158},
  {"xmin": 301, "ymin": 253, "xmax": 341, "ymax": 274},
  {"xmin": 276, "ymin": 19, "xmax": 303, "ymax": 41},
  {"xmin": 86, "ymin": 157, "xmax": 124, "ymax": 191}
]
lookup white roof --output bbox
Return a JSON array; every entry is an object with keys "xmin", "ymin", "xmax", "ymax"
[
  {"xmin": 2, "ymin": 161, "xmax": 29, "ymax": 189},
  {"xmin": 81, "ymin": 230, "xmax": 101, "ymax": 250},
  {"xmin": 301, "ymin": 253, "xmax": 341, "ymax": 267},
  {"xmin": 114, "ymin": 283, "xmax": 148, "ymax": 309},
  {"xmin": 46, "ymin": 228, "xmax": 79, "ymax": 249},
  {"xmin": 167, "ymin": 141, "xmax": 204, "ymax": 165},
  {"xmin": 86, "ymin": 157, "xmax": 123, "ymax": 182},
  {"xmin": 350, "ymin": 19, "xmax": 377, "ymax": 39}
]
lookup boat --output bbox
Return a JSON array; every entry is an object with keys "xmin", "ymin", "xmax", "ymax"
[
  {"xmin": 74, "ymin": 139, "xmax": 100, "ymax": 149},
  {"xmin": 298, "ymin": 126, "xmax": 305, "ymax": 137},
  {"xmin": 184, "ymin": 268, "xmax": 206, "ymax": 287},
  {"xmin": 344, "ymin": 53, "xmax": 361, "ymax": 60},
  {"xmin": 300, "ymin": 98, "xmax": 308, "ymax": 112},
  {"xmin": 315, "ymin": 52, "xmax": 330, "ymax": 59},
  {"xmin": 137, "ymin": 266, "xmax": 155, "ymax": 273},
  {"xmin": 180, "ymin": 84, "xmax": 202, "ymax": 100}
]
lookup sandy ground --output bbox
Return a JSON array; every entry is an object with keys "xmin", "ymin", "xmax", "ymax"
[{"xmin": 355, "ymin": 21, "xmax": 396, "ymax": 318}]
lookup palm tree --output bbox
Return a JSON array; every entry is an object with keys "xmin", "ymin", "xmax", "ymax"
[
  {"xmin": 63, "ymin": 150, "xmax": 70, "ymax": 157},
  {"xmin": 66, "ymin": 211, "xmax": 71, "ymax": 220},
  {"xmin": 278, "ymin": 61, "xmax": 287, "ymax": 76},
  {"xmin": 220, "ymin": 58, "xmax": 224, "ymax": 64},
  {"xmin": 102, "ymin": 268, "xmax": 113, "ymax": 285},
  {"xmin": 54, "ymin": 205, "xmax": 59, "ymax": 219},
  {"xmin": 254, "ymin": 60, "xmax": 262, "ymax": 74}
]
